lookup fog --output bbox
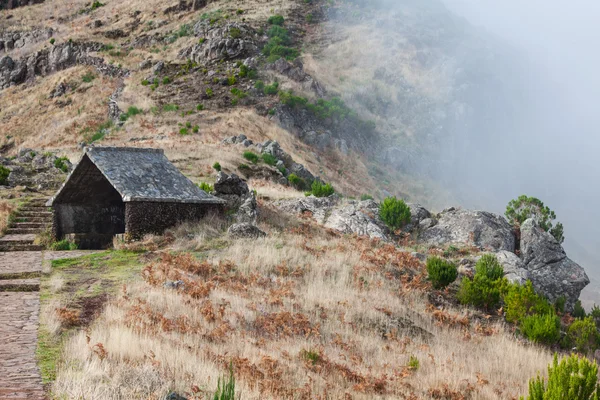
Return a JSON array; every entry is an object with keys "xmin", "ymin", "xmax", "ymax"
[{"xmin": 437, "ymin": 0, "xmax": 600, "ymax": 277}]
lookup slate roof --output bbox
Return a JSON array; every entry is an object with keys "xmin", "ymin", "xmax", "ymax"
[{"xmin": 48, "ymin": 147, "xmax": 225, "ymax": 205}]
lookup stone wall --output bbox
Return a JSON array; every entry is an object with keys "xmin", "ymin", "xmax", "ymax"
[
  {"xmin": 0, "ymin": 0, "xmax": 45, "ymax": 10},
  {"xmin": 125, "ymin": 201, "xmax": 223, "ymax": 239}
]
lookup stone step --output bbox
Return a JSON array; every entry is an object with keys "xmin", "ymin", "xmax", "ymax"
[
  {"xmin": 0, "ymin": 278, "xmax": 40, "ymax": 292},
  {"xmin": 12, "ymin": 223, "xmax": 49, "ymax": 229},
  {"xmin": 0, "ymin": 244, "xmax": 44, "ymax": 252},
  {"xmin": 12, "ymin": 216, "xmax": 52, "ymax": 224},
  {"xmin": 19, "ymin": 207, "xmax": 51, "ymax": 212},
  {"xmin": 14, "ymin": 211, "xmax": 52, "ymax": 218},
  {"xmin": 0, "ymin": 388, "xmax": 46, "ymax": 400},
  {"xmin": 25, "ymin": 198, "xmax": 49, "ymax": 206},
  {"xmin": 5, "ymin": 228, "xmax": 42, "ymax": 235}
]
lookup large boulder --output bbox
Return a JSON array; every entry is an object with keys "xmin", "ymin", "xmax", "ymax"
[
  {"xmin": 228, "ymin": 223, "xmax": 266, "ymax": 239},
  {"xmin": 324, "ymin": 200, "xmax": 389, "ymax": 240},
  {"xmin": 520, "ymin": 218, "xmax": 589, "ymax": 310},
  {"xmin": 495, "ymin": 250, "xmax": 529, "ymax": 285},
  {"xmin": 276, "ymin": 196, "xmax": 390, "ymax": 240},
  {"xmin": 213, "ymin": 172, "xmax": 251, "ymax": 210},
  {"xmin": 419, "ymin": 208, "xmax": 515, "ymax": 252},
  {"xmin": 405, "ymin": 203, "xmax": 432, "ymax": 232}
]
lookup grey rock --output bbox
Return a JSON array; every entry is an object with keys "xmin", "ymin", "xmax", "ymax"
[
  {"xmin": 288, "ymin": 163, "xmax": 316, "ymax": 185},
  {"xmin": 214, "ymin": 172, "xmax": 249, "ymax": 197},
  {"xmin": 494, "ymin": 250, "xmax": 529, "ymax": 285},
  {"xmin": 405, "ymin": 203, "xmax": 432, "ymax": 231},
  {"xmin": 139, "ymin": 59, "xmax": 153, "ymax": 70},
  {"xmin": 419, "ymin": 208, "xmax": 515, "ymax": 252},
  {"xmin": 275, "ymin": 160, "xmax": 284, "ymax": 169},
  {"xmin": 520, "ymin": 218, "xmax": 589, "ymax": 310},
  {"xmin": 418, "ymin": 218, "xmax": 437, "ymax": 230},
  {"xmin": 189, "ymin": 22, "xmax": 258, "ymax": 62},
  {"xmin": 163, "ymin": 280, "xmax": 185, "ymax": 289},
  {"xmin": 275, "ymin": 195, "xmax": 339, "ymax": 224},
  {"xmin": 236, "ymin": 194, "xmax": 257, "ymax": 224},
  {"xmin": 260, "ymin": 140, "xmax": 293, "ymax": 167},
  {"xmin": 241, "ymin": 139, "xmax": 252, "ymax": 147},
  {"xmin": 153, "ymin": 61, "xmax": 164, "ymax": 75},
  {"xmin": 228, "ymin": 223, "xmax": 266, "ymax": 239},
  {"xmin": 411, "ymin": 252, "xmax": 427, "ymax": 262},
  {"xmin": 163, "ymin": 392, "xmax": 187, "ymax": 400},
  {"xmin": 49, "ymin": 81, "xmax": 68, "ymax": 98},
  {"xmin": 237, "ymin": 134, "xmax": 247, "ymax": 141}
]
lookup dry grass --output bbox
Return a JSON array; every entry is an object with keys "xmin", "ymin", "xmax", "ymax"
[
  {"xmin": 0, "ymin": 200, "xmax": 15, "ymax": 234},
  {"xmin": 50, "ymin": 223, "xmax": 552, "ymax": 399}
]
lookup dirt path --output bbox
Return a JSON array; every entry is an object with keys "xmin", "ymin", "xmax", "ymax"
[{"xmin": 0, "ymin": 251, "xmax": 44, "ymax": 400}]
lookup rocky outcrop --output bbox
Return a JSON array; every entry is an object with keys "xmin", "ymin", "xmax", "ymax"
[
  {"xmin": 228, "ymin": 223, "xmax": 266, "ymax": 239},
  {"xmin": 0, "ymin": 41, "xmax": 128, "ymax": 90},
  {"xmin": 2, "ymin": 149, "xmax": 70, "ymax": 190},
  {"xmin": 405, "ymin": 203, "xmax": 432, "ymax": 232},
  {"xmin": 520, "ymin": 218, "xmax": 589, "ymax": 310},
  {"xmin": 268, "ymin": 58, "xmax": 327, "ymax": 97},
  {"xmin": 0, "ymin": 28, "xmax": 53, "ymax": 53},
  {"xmin": 419, "ymin": 208, "xmax": 515, "ymax": 252},
  {"xmin": 495, "ymin": 250, "xmax": 529, "ymax": 285},
  {"xmin": 184, "ymin": 22, "xmax": 259, "ymax": 63},
  {"xmin": 276, "ymin": 196, "xmax": 390, "ymax": 240},
  {"xmin": 0, "ymin": 0, "xmax": 44, "ymax": 10}
]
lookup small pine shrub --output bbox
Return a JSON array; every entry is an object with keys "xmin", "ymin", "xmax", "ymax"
[
  {"xmin": 193, "ymin": 125, "xmax": 199, "ymax": 133},
  {"xmin": 197, "ymin": 104, "xmax": 204, "ymax": 111},
  {"xmin": 566, "ymin": 317, "xmax": 599, "ymax": 354},
  {"xmin": 54, "ymin": 157, "xmax": 70, "ymax": 173},
  {"xmin": 199, "ymin": 182, "xmax": 214, "ymax": 193},
  {"xmin": 213, "ymin": 162, "xmax": 222, "ymax": 172},
  {"xmin": 90, "ymin": 1, "xmax": 104, "ymax": 10},
  {"xmin": 505, "ymin": 195, "xmax": 565, "ymax": 243},
  {"xmin": 555, "ymin": 296, "xmax": 567, "ymax": 313},
  {"xmin": 238, "ymin": 163, "xmax": 250, "ymax": 171},
  {"xmin": 310, "ymin": 180, "xmax": 335, "ymax": 198},
  {"xmin": 520, "ymin": 313, "xmax": 561, "ymax": 345},
  {"xmin": 264, "ymin": 81, "xmax": 279, "ymax": 95},
  {"xmin": 50, "ymin": 38, "xmax": 55, "ymax": 45},
  {"xmin": 301, "ymin": 349, "xmax": 320, "ymax": 365},
  {"xmin": 262, "ymin": 153, "xmax": 278, "ymax": 166},
  {"xmin": 288, "ymin": 173, "xmax": 307, "ymax": 190},
  {"xmin": 0, "ymin": 165, "xmax": 10, "ymax": 185},
  {"xmin": 162, "ymin": 77, "xmax": 171, "ymax": 85},
  {"xmin": 520, "ymin": 353, "xmax": 600, "ymax": 400},
  {"xmin": 179, "ymin": 128, "xmax": 189, "ymax": 135},
  {"xmin": 254, "ymin": 80, "xmax": 265, "ymax": 91},
  {"xmin": 360, "ymin": 194, "xmax": 374, "ymax": 201},
  {"xmin": 82, "ymin": 72, "xmax": 96, "ymax": 83},
  {"xmin": 243, "ymin": 151, "xmax": 259, "ymax": 164},
  {"xmin": 574, "ymin": 300, "xmax": 587, "ymax": 319},
  {"xmin": 457, "ymin": 254, "xmax": 506, "ymax": 310},
  {"xmin": 268, "ymin": 15, "xmax": 285, "ymax": 26},
  {"xmin": 163, "ymin": 104, "xmax": 179, "ymax": 112},
  {"xmin": 379, "ymin": 197, "xmax": 411, "ymax": 231},
  {"xmin": 426, "ymin": 257, "xmax": 458, "ymax": 290},
  {"xmin": 206, "ymin": 88, "xmax": 214, "ymax": 98},
  {"xmin": 504, "ymin": 280, "xmax": 553, "ymax": 324}
]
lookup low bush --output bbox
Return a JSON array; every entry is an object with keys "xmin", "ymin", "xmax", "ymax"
[
  {"xmin": 505, "ymin": 195, "xmax": 565, "ymax": 243},
  {"xmin": 213, "ymin": 162, "xmax": 222, "ymax": 172},
  {"xmin": 360, "ymin": 194, "xmax": 374, "ymax": 201},
  {"xmin": 264, "ymin": 82, "xmax": 279, "ymax": 95},
  {"xmin": 566, "ymin": 317, "xmax": 599, "ymax": 354},
  {"xmin": 574, "ymin": 300, "xmax": 587, "ymax": 319},
  {"xmin": 243, "ymin": 151, "xmax": 259, "ymax": 164},
  {"xmin": 457, "ymin": 254, "xmax": 506, "ymax": 310},
  {"xmin": 408, "ymin": 355, "xmax": 419, "ymax": 371},
  {"xmin": 504, "ymin": 281, "xmax": 553, "ymax": 324},
  {"xmin": 49, "ymin": 38, "xmax": 55, "ymax": 45},
  {"xmin": 213, "ymin": 364, "xmax": 236, "ymax": 400},
  {"xmin": 162, "ymin": 77, "xmax": 171, "ymax": 85},
  {"xmin": 520, "ymin": 313, "xmax": 560, "ymax": 345},
  {"xmin": 163, "ymin": 104, "xmax": 179, "ymax": 112},
  {"xmin": 520, "ymin": 353, "xmax": 600, "ymax": 399},
  {"xmin": 426, "ymin": 257, "xmax": 458, "ymax": 289},
  {"xmin": 50, "ymin": 240, "xmax": 78, "ymax": 251},
  {"xmin": 179, "ymin": 128, "xmax": 189, "ymax": 135},
  {"xmin": 0, "ymin": 165, "xmax": 10, "ymax": 185},
  {"xmin": 262, "ymin": 153, "xmax": 277, "ymax": 166},
  {"xmin": 310, "ymin": 181, "xmax": 334, "ymax": 198},
  {"xmin": 54, "ymin": 157, "xmax": 70, "ymax": 173},
  {"xmin": 197, "ymin": 104, "xmax": 204, "ymax": 111},
  {"xmin": 379, "ymin": 197, "xmax": 411, "ymax": 231},
  {"xmin": 268, "ymin": 15, "xmax": 285, "ymax": 25},
  {"xmin": 288, "ymin": 173, "xmax": 307, "ymax": 190},
  {"xmin": 82, "ymin": 72, "xmax": 96, "ymax": 83},
  {"xmin": 206, "ymin": 88, "xmax": 214, "ymax": 98},
  {"xmin": 199, "ymin": 182, "xmax": 214, "ymax": 193},
  {"xmin": 254, "ymin": 80, "xmax": 265, "ymax": 91}
]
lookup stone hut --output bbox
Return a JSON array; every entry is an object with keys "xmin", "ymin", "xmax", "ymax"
[{"xmin": 47, "ymin": 147, "xmax": 224, "ymax": 248}]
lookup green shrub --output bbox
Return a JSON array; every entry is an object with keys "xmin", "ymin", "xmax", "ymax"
[
  {"xmin": 505, "ymin": 195, "xmax": 565, "ymax": 243},
  {"xmin": 213, "ymin": 364, "xmax": 236, "ymax": 400},
  {"xmin": 230, "ymin": 88, "xmax": 247, "ymax": 98},
  {"xmin": 268, "ymin": 15, "xmax": 285, "ymax": 25},
  {"xmin": 254, "ymin": 80, "xmax": 265, "ymax": 91},
  {"xmin": 193, "ymin": 125, "xmax": 199, "ymax": 133},
  {"xmin": 574, "ymin": 300, "xmax": 587, "ymax": 319},
  {"xmin": 267, "ymin": 26, "xmax": 290, "ymax": 44},
  {"xmin": 238, "ymin": 163, "xmax": 250, "ymax": 171},
  {"xmin": 504, "ymin": 280, "xmax": 553, "ymax": 324},
  {"xmin": 264, "ymin": 82, "xmax": 279, "ymax": 95},
  {"xmin": 206, "ymin": 88, "xmax": 214, "ymax": 98},
  {"xmin": 310, "ymin": 180, "xmax": 335, "ymax": 198},
  {"xmin": 243, "ymin": 151, "xmax": 259, "ymax": 164},
  {"xmin": 426, "ymin": 257, "xmax": 458, "ymax": 290},
  {"xmin": 162, "ymin": 77, "xmax": 171, "ymax": 85},
  {"xmin": 197, "ymin": 104, "xmax": 204, "ymax": 111},
  {"xmin": 0, "ymin": 165, "xmax": 10, "ymax": 185},
  {"xmin": 141, "ymin": 79, "xmax": 149, "ymax": 86},
  {"xmin": 213, "ymin": 162, "xmax": 222, "ymax": 172},
  {"xmin": 457, "ymin": 254, "xmax": 506, "ymax": 310},
  {"xmin": 360, "ymin": 194, "xmax": 374, "ymax": 201},
  {"xmin": 54, "ymin": 157, "xmax": 70, "ymax": 173},
  {"xmin": 50, "ymin": 240, "xmax": 78, "ymax": 251},
  {"xmin": 199, "ymin": 182, "xmax": 214, "ymax": 193},
  {"xmin": 301, "ymin": 349, "xmax": 320, "ymax": 365},
  {"xmin": 566, "ymin": 317, "xmax": 599, "ymax": 354},
  {"xmin": 379, "ymin": 197, "xmax": 411, "ymax": 231},
  {"xmin": 262, "ymin": 153, "xmax": 278, "ymax": 166},
  {"xmin": 90, "ymin": 1, "xmax": 104, "ymax": 10},
  {"xmin": 521, "ymin": 313, "xmax": 561, "ymax": 345},
  {"xmin": 229, "ymin": 27, "xmax": 242, "ymax": 39},
  {"xmin": 82, "ymin": 72, "xmax": 96, "ymax": 83},
  {"xmin": 49, "ymin": 38, "xmax": 55, "ymax": 45},
  {"xmin": 163, "ymin": 104, "xmax": 179, "ymax": 112},
  {"xmin": 288, "ymin": 173, "xmax": 307, "ymax": 190},
  {"xmin": 555, "ymin": 296, "xmax": 566, "ymax": 313},
  {"xmin": 408, "ymin": 355, "xmax": 419, "ymax": 371},
  {"xmin": 591, "ymin": 305, "xmax": 600, "ymax": 319},
  {"xmin": 179, "ymin": 128, "xmax": 189, "ymax": 135},
  {"xmin": 520, "ymin": 353, "xmax": 600, "ymax": 400},
  {"xmin": 227, "ymin": 75, "xmax": 237, "ymax": 86}
]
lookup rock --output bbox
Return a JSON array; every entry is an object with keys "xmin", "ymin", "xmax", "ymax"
[
  {"xmin": 49, "ymin": 81, "xmax": 68, "ymax": 98},
  {"xmin": 411, "ymin": 252, "xmax": 427, "ymax": 262},
  {"xmin": 494, "ymin": 250, "xmax": 529, "ymax": 285},
  {"xmin": 419, "ymin": 208, "xmax": 515, "ymax": 252},
  {"xmin": 189, "ymin": 22, "xmax": 258, "ymax": 62},
  {"xmin": 275, "ymin": 196, "xmax": 339, "ymax": 224},
  {"xmin": 163, "ymin": 392, "xmax": 187, "ymax": 400},
  {"xmin": 228, "ymin": 223, "xmax": 266, "ymax": 239},
  {"xmin": 259, "ymin": 140, "xmax": 293, "ymax": 166},
  {"xmin": 419, "ymin": 218, "xmax": 436, "ymax": 230},
  {"xmin": 241, "ymin": 139, "xmax": 252, "ymax": 147},
  {"xmin": 214, "ymin": 172, "xmax": 249, "ymax": 197},
  {"xmin": 275, "ymin": 160, "xmax": 284, "ymax": 169},
  {"xmin": 236, "ymin": 193, "xmax": 257, "ymax": 224},
  {"xmin": 153, "ymin": 61, "xmax": 164, "ymax": 75},
  {"xmin": 324, "ymin": 199, "xmax": 389, "ymax": 240},
  {"xmin": 139, "ymin": 59, "xmax": 153, "ymax": 70},
  {"xmin": 288, "ymin": 163, "xmax": 316, "ymax": 185},
  {"xmin": 163, "ymin": 280, "xmax": 185, "ymax": 290},
  {"xmin": 405, "ymin": 203, "xmax": 432, "ymax": 232},
  {"xmin": 520, "ymin": 218, "xmax": 589, "ymax": 310}
]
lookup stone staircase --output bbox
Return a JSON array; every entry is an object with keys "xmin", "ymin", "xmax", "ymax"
[{"xmin": 0, "ymin": 198, "xmax": 51, "ymax": 253}]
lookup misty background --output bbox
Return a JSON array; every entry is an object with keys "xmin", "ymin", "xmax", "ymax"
[{"xmin": 438, "ymin": 0, "xmax": 600, "ymax": 288}]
